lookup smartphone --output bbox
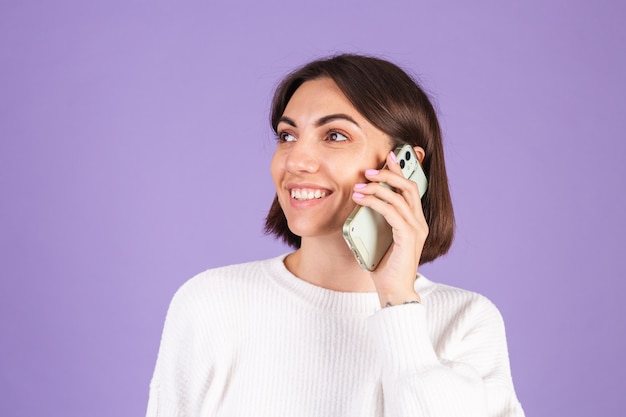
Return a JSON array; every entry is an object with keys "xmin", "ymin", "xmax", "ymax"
[{"xmin": 342, "ymin": 144, "xmax": 428, "ymax": 271}]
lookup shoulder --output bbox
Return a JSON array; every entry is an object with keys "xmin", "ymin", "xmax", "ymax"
[
  {"xmin": 419, "ymin": 276, "xmax": 506, "ymax": 334},
  {"xmin": 166, "ymin": 255, "xmax": 286, "ymax": 319},
  {"xmin": 436, "ymin": 282, "xmax": 499, "ymax": 308}
]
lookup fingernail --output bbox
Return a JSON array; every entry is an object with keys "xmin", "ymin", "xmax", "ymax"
[
  {"xmin": 353, "ymin": 192, "xmax": 365, "ymax": 198},
  {"xmin": 354, "ymin": 183, "xmax": 367, "ymax": 189},
  {"xmin": 389, "ymin": 151, "xmax": 398, "ymax": 163},
  {"xmin": 365, "ymin": 169, "xmax": 379, "ymax": 175}
]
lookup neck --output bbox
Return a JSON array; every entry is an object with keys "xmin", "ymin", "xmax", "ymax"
[{"xmin": 285, "ymin": 233, "xmax": 375, "ymax": 293}]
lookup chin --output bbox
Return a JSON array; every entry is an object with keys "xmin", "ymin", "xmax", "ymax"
[
  {"xmin": 286, "ymin": 221, "xmax": 344, "ymax": 241},
  {"xmin": 282, "ymin": 203, "xmax": 353, "ymax": 239}
]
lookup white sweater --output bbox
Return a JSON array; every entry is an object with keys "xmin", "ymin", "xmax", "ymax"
[{"xmin": 146, "ymin": 254, "xmax": 524, "ymax": 417}]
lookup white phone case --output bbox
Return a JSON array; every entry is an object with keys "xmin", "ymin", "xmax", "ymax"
[{"xmin": 342, "ymin": 144, "xmax": 428, "ymax": 271}]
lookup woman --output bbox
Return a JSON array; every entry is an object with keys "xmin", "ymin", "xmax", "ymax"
[{"xmin": 146, "ymin": 54, "xmax": 525, "ymax": 416}]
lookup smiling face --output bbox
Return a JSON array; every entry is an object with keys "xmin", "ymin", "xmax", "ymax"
[{"xmin": 270, "ymin": 77, "xmax": 392, "ymax": 240}]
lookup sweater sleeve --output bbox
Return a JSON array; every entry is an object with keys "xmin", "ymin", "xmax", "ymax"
[
  {"xmin": 367, "ymin": 301, "xmax": 525, "ymax": 417},
  {"xmin": 146, "ymin": 277, "xmax": 215, "ymax": 417}
]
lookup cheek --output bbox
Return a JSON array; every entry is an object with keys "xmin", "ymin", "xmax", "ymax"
[
  {"xmin": 334, "ymin": 158, "xmax": 370, "ymax": 185},
  {"xmin": 269, "ymin": 153, "xmax": 283, "ymax": 185}
]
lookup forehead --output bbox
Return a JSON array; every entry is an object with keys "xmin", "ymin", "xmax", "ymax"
[{"xmin": 283, "ymin": 78, "xmax": 359, "ymax": 117}]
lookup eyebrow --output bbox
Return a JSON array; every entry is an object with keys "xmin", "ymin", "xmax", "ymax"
[{"xmin": 278, "ymin": 113, "xmax": 360, "ymax": 128}]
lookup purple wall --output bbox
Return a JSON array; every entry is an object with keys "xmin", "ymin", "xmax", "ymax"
[{"xmin": 1, "ymin": 1, "xmax": 624, "ymax": 416}]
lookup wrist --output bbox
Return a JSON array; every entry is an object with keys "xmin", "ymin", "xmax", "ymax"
[{"xmin": 378, "ymin": 290, "xmax": 421, "ymax": 308}]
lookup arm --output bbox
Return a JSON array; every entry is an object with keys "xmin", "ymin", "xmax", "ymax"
[
  {"xmin": 146, "ymin": 276, "xmax": 215, "ymax": 417},
  {"xmin": 368, "ymin": 299, "xmax": 524, "ymax": 417},
  {"xmin": 354, "ymin": 151, "xmax": 523, "ymax": 415}
]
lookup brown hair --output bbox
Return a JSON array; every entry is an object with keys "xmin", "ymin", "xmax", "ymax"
[{"xmin": 264, "ymin": 54, "xmax": 455, "ymax": 265}]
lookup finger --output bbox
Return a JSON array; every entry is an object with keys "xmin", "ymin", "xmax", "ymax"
[
  {"xmin": 371, "ymin": 151, "xmax": 424, "ymax": 200},
  {"xmin": 353, "ymin": 192, "xmax": 428, "ymax": 253},
  {"xmin": 363, "ymin": 169, "xmax": 423, "ymax": 210},
  {"xmin": 352, "ymin": 187, "xmax": 421, "ymax": 231},
  {"xmin": 386, "ymin": 150, "xmax": 404, "ymax": 176},
  {"xmin": 354, "ymin": 181, "xmax": 412, "ymax": 216}
]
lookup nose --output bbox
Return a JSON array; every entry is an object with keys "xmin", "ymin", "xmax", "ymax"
[{"xmin": 285, "ymin": 138, "xmax": 320, "ymax": 174}]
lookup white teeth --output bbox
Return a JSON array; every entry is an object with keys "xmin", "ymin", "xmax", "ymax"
[{"xmin": 291, "ymin": 188, "xmax": 327, "ymax": 201}]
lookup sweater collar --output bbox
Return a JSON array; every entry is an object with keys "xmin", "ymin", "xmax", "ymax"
[{"xmin": 263, "ymin": 253, "xmax": 438, "ymax": 316}]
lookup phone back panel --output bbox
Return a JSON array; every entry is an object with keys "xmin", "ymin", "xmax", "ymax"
[
  {"xmin": 342, "ymin": 144, "xmax": 428, "ymax": 271},
  {"xmin": 343, "ymin": 204, "xmax": 392, "ymax": 270}
]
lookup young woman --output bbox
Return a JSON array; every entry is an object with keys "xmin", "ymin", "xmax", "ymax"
[{"xmin": 146, "ymin": 54, "xmax": 525, "ymax": 417}]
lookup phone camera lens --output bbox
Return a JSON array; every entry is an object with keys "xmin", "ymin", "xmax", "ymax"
[
  {"xmin": 399, "ymin": 159, "xmax": 405, "ymax": 169},
  {"xmin": 405, "ymin": 151, "xmax": 411, "ymax": 161}
]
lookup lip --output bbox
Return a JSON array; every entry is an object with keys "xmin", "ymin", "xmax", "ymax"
[
  {"xmin": 285, "ymin": 182, "xmax": 333, "ymax": 208},
  {"xmin": 286, "ymin": 182, "xmax": 333, "ymax": 193}
]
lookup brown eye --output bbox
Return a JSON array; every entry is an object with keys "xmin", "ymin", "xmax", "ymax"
[
  {"xmin": 278, "ymin": 132, "xmax": 296, "ymax": 142},
  {"xmin": 328, "ymin": 131, "xmax": 348, "ymax": 142}
]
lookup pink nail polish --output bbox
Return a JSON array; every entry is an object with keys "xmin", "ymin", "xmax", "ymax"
[
  {"xmin": 354, "ymin": 183, "xmax": 367, "ymax": 189},
  {"xmin": 389, "ymin": 151, "xmax": 398, "ymax": 163},
  {"xmin": 365, "ymin": 169, "xmax": 379, "ymax": 175},
  {"xmin": 353, "ymin": 192, "xmax": 365, "ymax": 198}
]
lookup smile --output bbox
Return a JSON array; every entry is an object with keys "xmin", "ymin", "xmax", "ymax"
[{"xmin": 290, "ymin": 188, "xmax": 328, "ymax": 201}]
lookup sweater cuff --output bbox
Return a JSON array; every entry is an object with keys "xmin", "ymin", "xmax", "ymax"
[{"xmin": 368, "ymin": 303, "xmax": 439, "ymax": 377}]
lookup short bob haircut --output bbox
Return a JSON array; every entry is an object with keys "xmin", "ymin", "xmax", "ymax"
[{"xmin": 264, "ymin": 54, "xmax": 455, "ymax": 265}]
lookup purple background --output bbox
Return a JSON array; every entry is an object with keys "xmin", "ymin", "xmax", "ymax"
[{"xmin": 1, "ymin": 1, "xmax": 624, "ymax": 416}]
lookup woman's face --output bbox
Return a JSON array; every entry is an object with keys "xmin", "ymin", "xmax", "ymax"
[{"xmin": 271, "ymin": 77, "xmax": 392, "ymax": 240}]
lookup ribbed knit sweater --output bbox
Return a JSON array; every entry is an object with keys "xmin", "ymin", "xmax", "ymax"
[{"xmin": 146, "ymin": 254, "xmax": 524, "ymax": 417}]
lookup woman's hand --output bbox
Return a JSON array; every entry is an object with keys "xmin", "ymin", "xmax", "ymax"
[{"xmin": 352, "ymin": 150, "xmax": 428, "ymax": 308}]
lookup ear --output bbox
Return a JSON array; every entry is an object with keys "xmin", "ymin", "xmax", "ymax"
[{"xmin": 413, "ymin": 146, "xmax": 425, "ymax": 164}]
